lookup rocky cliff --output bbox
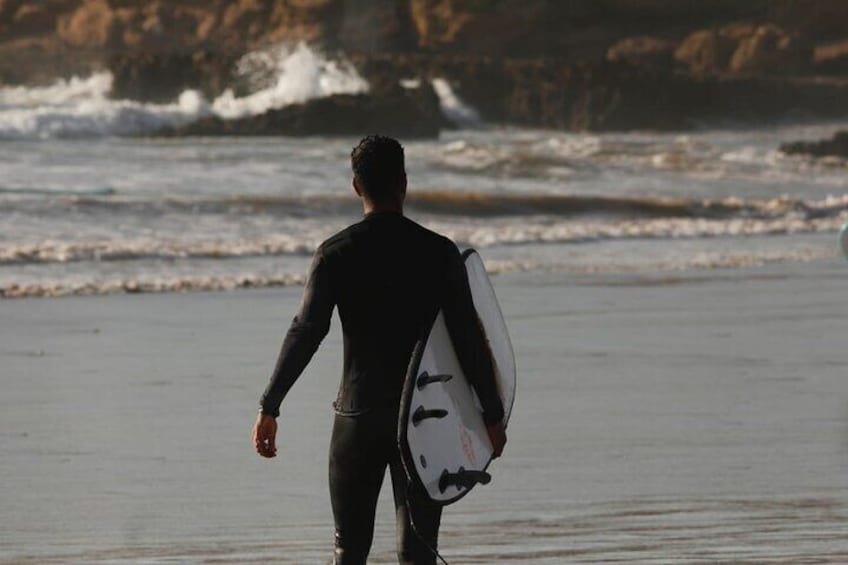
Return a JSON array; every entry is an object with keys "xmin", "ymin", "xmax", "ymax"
[
  {"xmin": 4, "ymin": 1, "xmax": 848, "ymax": 65},
  {"xmin": 3, "ymin": 0, "xmax": 848, "ymax": 133}
]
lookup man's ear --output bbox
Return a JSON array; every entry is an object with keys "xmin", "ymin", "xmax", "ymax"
[
  {"xmin": 399, "ymin": 173, "xmax": 407, "ymax": 198},
  {"xmin": 352, "ymin": 178, "xmax": 362, "ymax": 198}
]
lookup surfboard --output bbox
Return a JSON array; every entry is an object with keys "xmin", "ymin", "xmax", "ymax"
[{"xmin": 398, "ymin": 248, "xmax": 516, "ymax": 505}]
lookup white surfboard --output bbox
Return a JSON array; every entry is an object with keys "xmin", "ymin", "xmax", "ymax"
[{"xmin": 398, "ymin": 249, "xmax": 516, "ymax": 505}]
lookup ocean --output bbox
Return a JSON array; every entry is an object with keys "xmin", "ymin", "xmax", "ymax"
[{"xmin": 1, "ymin": 45, "xmax": 847, "ymax": 298}]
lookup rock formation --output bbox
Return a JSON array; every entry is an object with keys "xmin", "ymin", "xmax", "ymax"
[
  {"xmin": 814, "ymin": 39, "xmax": 848, "ymax": 74},
  {"xmin": 607, "ymin": 36, "xmax": 677, "ymax": 71},
  {"xmin": 674, "ymin": 29, "xmax": 736, "ymax": 75},
  {"xmin": 352, "ymin": 54, "xmax": 848, "ymax": 131},
  {"xmin": 675, "ymin": 23, "xmax": 812, "ymax": 76},
  {"xmin": 151, "ymin": 81, "xmax": 443, "ymax": 138},
  {"xmin": 108, "ymin": 50, "xmax": 237, "ymax": 102},
  {"xmin": 780, "ymin": 131, "xmax": 848, "ymax": 159},
  {"xmin": 728, "ymin": 24, "xmax": 811, "ymax": 75},
  {"xmin": 3, "ymin": 0, "xmax": 848, "ymax": 134}
]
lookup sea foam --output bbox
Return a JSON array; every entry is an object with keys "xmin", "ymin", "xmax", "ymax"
[
  {"xmin": 431, "ymin": 78, "xmax": 480, "ymax": 127},
  {"xmin": 212, "ymin": 43, "xmax": 368, "ymax": 119},
  {"xmin": 0, "ymin": 44, "xmax": 369, "ymax": 140},
  {"xmin": 2, "ymin": 193, "xmax": 847, "ymax": 268}
]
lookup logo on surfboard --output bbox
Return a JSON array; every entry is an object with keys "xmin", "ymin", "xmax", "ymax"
[{"xmin": 459, "ymin": 425, "xmax": 477, "ymax": 466}]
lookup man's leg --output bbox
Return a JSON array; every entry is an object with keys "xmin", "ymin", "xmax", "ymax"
[
  {"xmin": 389, "ymin": 454, "xmax": 442, "ymax": 565},
  {"xmin": 329, "ymin": 413, "xmax": 388, "ymax": 565}
]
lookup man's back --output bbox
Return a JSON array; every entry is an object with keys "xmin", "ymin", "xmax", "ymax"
[
  {"xmin": 322, "ymin": 212, "xmax": 456, "ymax": 415},
  {"xmin": 260, "ymin": 210, "xmax": 503, "ymax": 425}
]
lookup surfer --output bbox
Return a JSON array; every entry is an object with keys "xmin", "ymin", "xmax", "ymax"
[{"xmin": 252, "ymin": 135, "xmax": 507, "ymax": 565}]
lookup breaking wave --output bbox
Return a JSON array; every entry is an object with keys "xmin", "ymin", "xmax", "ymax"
[
  {"xmin": 0, "ymin": 73, "xmax": 205, "ymax": 139},
  {"xmin": 5, "ymin": 190, "xmax": 848, "ymax": 220},
  {"xmin": 431, "ymin": 78, "xmax": 481, "ymax": 127},
  {"xmin": 0, "ymin": 44, "xmax": 368, "ymax": 140},
  {"xmin": 0, "ymin": 272, "xmax": 306, "ymax": 299},
  {"xmin": 2, "ymin": 193, "xmax": 847, "ymax": 267},
  {"xmin": 211, "ymin": 43, "xmax": 368, "ymax": 119},
  {"xmin": 0, "ymin": 236, "xmax": 318, "ymax": 266},
  {"xmin": 1, "ymin": 246, "xmax": 837, "ymax": 299},
  {"xmin": 443, "ymin": 214, "xmax": 847, "ymax": 249}
]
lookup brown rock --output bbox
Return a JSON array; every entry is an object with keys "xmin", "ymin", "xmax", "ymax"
[
  {"xmin": 195, "ymin": 11, "xmax": 218, "ymax": 42},
  {"xmin": 219, "ymin": 0, "xmax": 271, "ymax": 45},
  {"xmin": 2, "ymin": 0, "xmax": 76, "ymax": 37},
  {"xmin": 354, "ymin": 55, "xmax": 698, "ymax": 131},
  {"xmin": 0, "ymin": 36, "xmax": 101, "ymax": 84},
  {"xmin": 336, "ymin": 0, "xmax": 417, "ymax": 53},
  {"xmin": 263, "ymin": 0, "xmax": 341, "ymax": 45},
  {"xmin": 409, "ymin": 0, "xmax": 472, "ymax": 48},
  {"xmin": 12, "ymin": 3, "xmax": 58, "ymax": 35},
  {"xmin": 354, "ymin": 53, "xmax": 848, "ymax": 131},
  {"xmin": 674, "ymin": 30, "xmax": 735, "ymax": 74},
  {"xmin": 728, "ymin": 24, "xmax": 812, "ymax": 75},
  {"xmin": 768, "ymin": 0, "xmax": 848, "ymax": 43},
  {"xmin": 119, "ymin": 2, "xmax": 206, "ymax": 53},
  {"xmin": 57, "ymin": 0, "xmax": 118, "ymax": 49},
  {"xmin": 108, "ymin": 49, "xmax": 237, "ymax": 102},
  {"xmin": 814, "ymin": 39, "xmax": 848, "ymax": 74},
  {"xmin": 607, "ymin": 36, "xmax": 676, "ymax": 70},
  {"xmin": 221, "ymin": 0, "xmax": 262, "ymax": 30},
  {"xmin": 718, "ymin": 22, "xmax": 758, "ymax": 43},
  {"xmin": 780, "ymin": 130, "xmax": 848, "ymax": 159},
  {"xmin": 676, "ymin": 22, "xmax": 813, "ymax": 76},
  {"xmin": 406, "ymin": 1, "xmax": 781, "ymax": 59}
]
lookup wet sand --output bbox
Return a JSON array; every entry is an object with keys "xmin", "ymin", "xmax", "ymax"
[{"xmin": 2, "ymin": 259, "xmax": 847, "ymax": 563}]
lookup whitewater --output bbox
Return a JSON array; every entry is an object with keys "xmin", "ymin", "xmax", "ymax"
[
  {"xmin": 1, "ymin": 44, "xmax": 847, "ymax": 297},
  {"xmin": 0, "ymin": 44, "xmax": 370, "ymax": 140}
]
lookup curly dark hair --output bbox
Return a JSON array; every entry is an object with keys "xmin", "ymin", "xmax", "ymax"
[{"xmin": 350, "ymin": 135, "xmax": 406, "ymax": 204}]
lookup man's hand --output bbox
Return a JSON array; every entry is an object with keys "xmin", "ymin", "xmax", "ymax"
[
  {"xmin": 486, "ymin": 420, "xmax": 507, "ymax": 459},
  {"xmin": 253, "ymin": 413, "xmax": 278, "ymax": 458}
]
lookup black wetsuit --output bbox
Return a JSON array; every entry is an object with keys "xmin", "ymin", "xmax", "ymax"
[{"xmin": 260, "ymin": 212, "xmax": 504, "ymax": 565}]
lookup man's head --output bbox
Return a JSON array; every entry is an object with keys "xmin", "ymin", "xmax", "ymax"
[{"xmin": 350, "ymin": 135, "xmax": 407, "ymax": 209}]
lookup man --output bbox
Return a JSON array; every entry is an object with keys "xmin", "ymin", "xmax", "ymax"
[{"xmin": 253, "ymin": 135, "xmax": 507, "ymax": 565}]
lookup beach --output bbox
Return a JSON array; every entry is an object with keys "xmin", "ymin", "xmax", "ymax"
[{"xmin": 2, "ymin": 258, "xmax": 847, "ymax": 564}]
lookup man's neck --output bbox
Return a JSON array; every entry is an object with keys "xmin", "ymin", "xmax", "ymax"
[{"xmin": 363, "ymin": 201, "xmax": 403, "ymax": 216}]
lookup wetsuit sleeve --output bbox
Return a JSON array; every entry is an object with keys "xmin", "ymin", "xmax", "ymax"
[
  {"xmin": 260, "ymin": 249, "xmax": 334, "ymax": 417},
  {"xmin": 442, "ymin": 244, "xmax": 505, "ymax": 425}
]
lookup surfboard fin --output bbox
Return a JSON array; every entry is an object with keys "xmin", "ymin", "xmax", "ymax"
[
  {"xmin": 412, "ymin": 405, "xmax": 449, "ymax": 426},
  {"xmin": 416, "ymin": 371, "xmax": 453, "ymax": 389},
  {"xmin": 438, "ymin": 467, "xmax": 492, "ymax": 493}
]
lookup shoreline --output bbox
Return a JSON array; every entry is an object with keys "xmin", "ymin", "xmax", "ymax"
[{"xmin": 1, "ymin": 245, "xmax": 842, "ymax": 299}]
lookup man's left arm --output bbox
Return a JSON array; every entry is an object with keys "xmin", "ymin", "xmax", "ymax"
[{"xmin": 254, "ymin": 249, "xmax": 334, "ymax": 458}]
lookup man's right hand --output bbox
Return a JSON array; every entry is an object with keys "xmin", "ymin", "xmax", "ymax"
[
  {"xmin": 486, "ymin": 420, "xmax": 507, "ymax": 459},
  {"xmin": 253, "ymin": 413, "xmax": 278, "ymax": 458}
]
